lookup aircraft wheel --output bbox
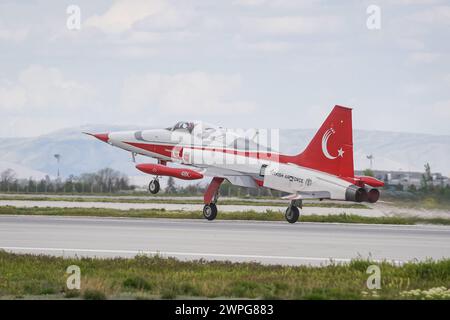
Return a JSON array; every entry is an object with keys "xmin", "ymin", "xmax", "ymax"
[
  {"xmin": 285, "ymin": 206, "xmax": 300, "ymax": 224},
  {"xmin": 203, "ymin": 203, "xmax": 218, "ymax": 221},
  {"xmin": 149, "ymin": 179, "xmax": 160, "ymax": 194}
]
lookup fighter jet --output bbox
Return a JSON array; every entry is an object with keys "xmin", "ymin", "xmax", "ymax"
[{"xmin": 86, "ymin": 105, "xmax": 384, "ymax": 223}]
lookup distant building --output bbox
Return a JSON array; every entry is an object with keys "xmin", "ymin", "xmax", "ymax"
[{"xmin": 355, "ymin": 170, "xmax": 450, "ymax": 188}]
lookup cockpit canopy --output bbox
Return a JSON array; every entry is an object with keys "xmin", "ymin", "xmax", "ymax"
[
  {"xmin": 166, "ymin": 121, "xmax": 225, "ymax": 140},
  {"xmin": 166, "ymin": 121, "xmax": 196, "ymax": 133},
  {"xmin": 165, "ymin": 121, "xmax": 274, "ymax": 151}
]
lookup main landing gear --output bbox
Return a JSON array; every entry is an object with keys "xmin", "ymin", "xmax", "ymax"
[
  {"xmin": 203, "ymin": 189, "xmax": 220, "ymax": 221},
  {"xmin": 203, "ymin": 203, "xmax": 218, "ymax": 221},
  {"xmin": 285, "ymin": 200, "xmax": 302, "ymax": 224},
  {"xmin": 200, "ymin": 178, "xmax": 298, "ymax": 224},
  {"xmin": 202, "ymin": 177, "xmax": 224, "ymax": 221},
  {"xmin": 148, "ymin": 178, "xmax": 160, "ymax": 194}
]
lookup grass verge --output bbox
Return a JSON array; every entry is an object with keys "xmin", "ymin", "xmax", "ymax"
[
  {"xmin": 383, "ymin": 197, "xmax": 450, "ymax": 211},
  {"xmin": 0, "ymin": 251, "xmax": 449, "ymax": 300},
  {"xmin": 0, "ymin": 195, "xmax": 369, "ymax": 209},
  {"xmin": 0, "ymin": 206, "xmax": 449, "ymax": 225}
]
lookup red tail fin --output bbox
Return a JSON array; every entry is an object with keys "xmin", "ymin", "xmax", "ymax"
[{"xmin": 290, "ymin": 105, "xmax": 354, "ymax": 178}]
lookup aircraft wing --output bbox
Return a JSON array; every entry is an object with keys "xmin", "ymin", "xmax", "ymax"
[
  {"xmin": 221, "ymin": 175, "xmax": 259, "ymax": 188},
  {"xmin": 191, "ymin": 165, "xmax": 260, "ymax": 188},
  {"xmin": 178, "ymin": 164, "xmax": 334, "ymax": 198}
]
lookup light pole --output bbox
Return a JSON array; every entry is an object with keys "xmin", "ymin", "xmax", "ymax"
[
  {"xmin": 54, "ymin": 154, "xmax": 62, "ymax": 193},
  {"xmin": 366, "ymin": 154, "xmax": 374, "ymax": 170},
  {"xmin": 54, "ymin": 154, "xmax": 61, "ymax": 179}
]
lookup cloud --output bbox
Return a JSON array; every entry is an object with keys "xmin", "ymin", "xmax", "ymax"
[
  {"xmin": 1, "ymin": 1, "xmax": 449, "ymax": 137},
  {"xmin": 233, "ymin": 0, "xmax": 320, "ymax": 8},
  {"xmin": 0, "ymin": 83, "xmax": 26, "ymax": 110},
  {"xmin": 389, "ymin": 0, "xmax": 442, "ymax": 4},
  {"xmin": 0, "ymin": 26, "xmax": 28, "ymax": 42},
  {"xmin": 233, "ymin": 0, "xmax": 267, "ymax": 5},
  {"xmin": 407, "ymin": 5, "xmax": 450, "ymax": 25},
  {"xmin": 232, "ymin": 34, "xmax": 293, "ymax": 53},
  {"xmin": 240, "ymin": 15, "xmax": 343, "ymax": 35},
  {"xmin": 431, "ymin": 100, "xmax": 450, "ymax": 118},
  {"xmin": 407, "ymin": 51, "xmax": 440, "ymax": 64},
  {"xmin": 401, "ymin": 82, "xmax": 430, "ymax": 95},
  {"xmin": 0, "ymin": 65, "xmax": 98, "ymax": 137},
  {"xmin": 444, "ymin": 74, "xmax": 450, "ymax": 86},
  {"xmin": 0, "ymin": 65, "xmax": 93, "ymax": 112},
  {"xmin": 85, "ymin": 0, "xmax": 189, "ymax": 34},
  {"xmin": 120, "ymin": 72, "xmax": 256, "ymax": 116},
  {"xmin": 394, "ymin": 37, "xmax": 426, "ymax": 51},
  {"xmin": 245, "ymin": 41, "xmax": 293, "ymax": 52}
]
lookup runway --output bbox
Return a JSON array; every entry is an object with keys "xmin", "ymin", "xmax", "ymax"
[{"xmin": 1, "ymin": 215, "xmax": 449, "ymax": 266}]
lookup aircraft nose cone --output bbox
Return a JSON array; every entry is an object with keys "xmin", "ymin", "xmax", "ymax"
[
  {"xmin": 84, "ymin": 132, "xmax": 109, "ymax": 143},
  {"xmin": 94, "ymin": 133, "xmax": 109, "ymax": 143}
]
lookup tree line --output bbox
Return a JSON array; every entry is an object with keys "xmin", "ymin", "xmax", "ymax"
[
  {"xmin": 0, "ymin": 168, "xmax": 133, "ymax": 193},
  {"xmin": 2, "ymin": 164, "xmax": 448, "ymax": 199},
  {"xmin": 0, "ymin": 168, "xmax": 283, "ymax": 197}
]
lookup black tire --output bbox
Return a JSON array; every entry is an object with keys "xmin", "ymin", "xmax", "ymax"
[
  {"xmin": 149, "ymin": 180, "xmax": 160, "ymax": 194},
  {"xmin": 285, "ymin": 206, "xmax": 300, "ymax": 224},
  {"xmin": 203, "ymin": 203, "xmax": 218, "ymax": 221}
]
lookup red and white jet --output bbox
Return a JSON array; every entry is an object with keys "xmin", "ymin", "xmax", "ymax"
[{"xmin": 87, "ymin": 105, "xmax": 384, "ymax": 223}]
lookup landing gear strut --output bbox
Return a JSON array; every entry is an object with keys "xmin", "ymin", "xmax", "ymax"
[
  {"xmin": 285, "ymin": 200, "xmax": 302, "ymax": 224},
  {"xmin": 148, "ymin": 178, "xmax": 160, "ymax": 194},
  {"xmin": 202, "ymin": 177, "xmax": 224, "ymax": 221}
]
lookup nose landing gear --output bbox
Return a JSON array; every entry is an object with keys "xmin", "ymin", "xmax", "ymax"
[
  {"xmin": 148, "ymin": 178, "xmax": 160, "ymax": 194},
  {"xmin": 285, "ymin": 200, "xmax": 302, "ymax": 224}
]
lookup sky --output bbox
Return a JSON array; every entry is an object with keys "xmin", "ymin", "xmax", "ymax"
[{"xmin": 0, "ymin": 0, "xmax": 449, "ymax": 137}]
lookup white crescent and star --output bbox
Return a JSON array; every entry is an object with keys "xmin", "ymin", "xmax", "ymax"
[{"xmin": 321, "ymin": 128, "xmax": 344, "ymax": 160}]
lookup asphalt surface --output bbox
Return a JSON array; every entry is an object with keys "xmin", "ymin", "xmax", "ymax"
[{"xmin": 1, "ymin": 215, "xmax": 449, "ymax": 266}]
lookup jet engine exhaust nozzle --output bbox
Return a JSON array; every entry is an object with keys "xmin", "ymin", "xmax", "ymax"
[
  {"xmin": 345, "ymin": 185, "xmax": 368, "ymax": 203},
  {"xmin": 367, "ymin": 188, "xmax": 380, "ymax": 203}
]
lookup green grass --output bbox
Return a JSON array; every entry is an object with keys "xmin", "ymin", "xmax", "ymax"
[
  {"xmin": 0, "ymin": 206, "xmax": 448, "ymax": 225},
  {"xmin": 82, "ymin": 289, "xmax": 106, "ymax": 300},
  {"xmin": 0, "ymin": 195, "xmax": 369, "ymax": 209},
  {"xmin": 0, "ymin": 251, "xmax": 449, "ymax": 300}
]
